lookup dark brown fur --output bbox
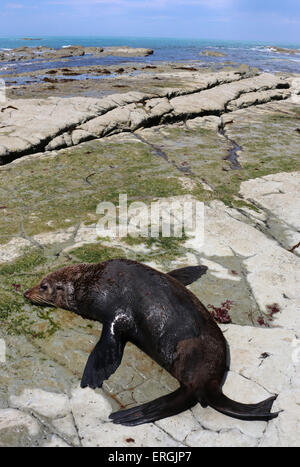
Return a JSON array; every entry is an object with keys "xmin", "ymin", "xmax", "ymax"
[{"xmin": 24, "ymin": 259, "xmax": 280, "ymax": 426}]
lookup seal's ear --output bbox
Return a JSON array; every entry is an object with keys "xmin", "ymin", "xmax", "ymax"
[{"xmin": 167, "ymin": 265, "xmax": 208, "ymax": 286}]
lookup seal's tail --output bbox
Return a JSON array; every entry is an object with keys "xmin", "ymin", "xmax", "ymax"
[
  {"xmin": 203, "ymin": 381, "xmax": 280, "ymax": 422},
  {"xmin": 109, "ymin": 386, "xmax": 197, "ymax": 426}
]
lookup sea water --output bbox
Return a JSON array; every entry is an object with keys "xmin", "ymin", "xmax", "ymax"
[{"xmin": 0, "ymin": 36, "xmax": 300, "ymax": 75}]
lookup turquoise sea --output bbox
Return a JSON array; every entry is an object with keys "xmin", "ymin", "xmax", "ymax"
[{"xmin": 1, "ymin": 36, "xmax": 300, "ymax": 75}]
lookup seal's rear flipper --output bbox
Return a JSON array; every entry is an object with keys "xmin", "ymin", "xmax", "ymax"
[
  {"xmin": 109, "ymin": 387, "xmax": 197, "ymax": 426},
  {"xmin": 81, "ymin": 324, "xmax": 125, "ymax": 390},
  {"xmin": 205, "ymin": 384, "xmax": 280, "ymax": 422},
  {"xmin": 167, "ymin": 265, "xmax": 208, "ymax": 286}
]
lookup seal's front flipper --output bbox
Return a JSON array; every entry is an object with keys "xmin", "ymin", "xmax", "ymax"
[
  {"xmin": 168, "ymin": 265, "xmax": 208, "ymax": 286},
  {"xmin": 205, "ymin": 383, "xmax": 280, "ymax": 422},
  {"xmin": 81, "ymin": 324, "xmax": 125, "ymax": 389},
  {"xmin": 109, "ymin": 387, "xmax": 197, "ymax": 426}
]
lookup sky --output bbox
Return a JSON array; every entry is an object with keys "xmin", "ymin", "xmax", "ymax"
[{"xmin": 0, "ymin": 0, "xmax": 300, "ymax": 44}]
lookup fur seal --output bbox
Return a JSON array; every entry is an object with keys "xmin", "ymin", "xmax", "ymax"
[{"xmin": 24, "ymin": 259, "xmax": 279, "ymax": 426}]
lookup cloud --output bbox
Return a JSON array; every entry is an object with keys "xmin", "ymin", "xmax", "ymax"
[
  {"xmin": 5, "ymin": 2, "xmax": 24, "ymax": 7},
  {"xmin": 281, "ymin": 16, "xmax": 300, "ymax": 25},
  {"xmin": 47, "ymin": 0, "xmax": 235, "ymax": 9}
]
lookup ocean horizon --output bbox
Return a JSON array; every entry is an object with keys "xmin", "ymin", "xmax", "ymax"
[{"xmin": 1, "ymin": 35, "xmax": 300, "ymax": 46}]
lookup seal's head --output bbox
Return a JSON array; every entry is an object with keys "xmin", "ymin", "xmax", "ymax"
[{"xmin": 24, "ymin": 265, "xmax": 80, "ymax": 311}]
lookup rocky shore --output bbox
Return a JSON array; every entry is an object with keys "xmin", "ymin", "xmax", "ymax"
[
  {"xmin": 0, "ymin": 45, "xmax": 154, "ymax": 63},
  {"xmin": 1, "ymin": 61, "xmax": 212, "ymax": 99},
  {"xmin": 0, "ymin": 60, "xmax": 299, "ymax": 447}
]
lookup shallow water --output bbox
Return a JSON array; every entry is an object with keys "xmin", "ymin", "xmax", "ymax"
[{"xmin": 0, "ymin": 36, "xmax": 300, "ymax": 76}]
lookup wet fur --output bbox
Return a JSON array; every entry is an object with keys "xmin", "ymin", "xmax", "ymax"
[{"xmin": 25, "ymin": 259, "xmax": 279, "ymax": 426}]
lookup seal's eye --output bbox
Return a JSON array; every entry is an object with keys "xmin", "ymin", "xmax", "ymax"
[{"xmin": 40, "ymin": 284, "xmax": 48, "ymax": 291}]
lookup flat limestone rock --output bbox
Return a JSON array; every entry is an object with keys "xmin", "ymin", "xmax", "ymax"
[
  {"xmin": 240, "ymin": 172, "xmax": 300, "ymax": 233},
  {"xmin": 0, "ymin": 71, "xmax": 291, "ymax": 162},
  {"xmin": 10, "ymin": 389, "xmax": 71, "ymax": 419},
  {"xmin": 0, "ymin": 67, "xmax": 299, "ymax": 446},
  {"xmin": 227, "ymin": 88, "xmax": 290, "ymax": 111},
  {"xmin": 170, "ymin": 73, "xmax": 283, "ymax": 116}
]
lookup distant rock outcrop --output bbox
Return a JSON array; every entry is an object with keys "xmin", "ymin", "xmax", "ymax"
[
  {"xmin": 201, "ymin": 50, "xmax": 226, "ymax": 57},
  {"xmin": 0, "ymin": 45, "xmax": 154, "ymax": 62},
  {"xmin": 268, "ymin": 46, "xmax": 300, "ymax": 55}
]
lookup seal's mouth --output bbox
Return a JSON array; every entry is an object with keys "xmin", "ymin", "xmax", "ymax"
[{"xmin": 24, "ymin": 288, "xmax": 54, "ymax": 307}]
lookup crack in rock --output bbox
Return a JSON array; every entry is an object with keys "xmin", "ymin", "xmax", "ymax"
[{"xmin": 0, "ymin": 72, "xmax": 291, "ymax": 165}]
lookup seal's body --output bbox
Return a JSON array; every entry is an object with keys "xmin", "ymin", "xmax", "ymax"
[{"xmin": 25, "ymin": 259, "xmax": 279, "ymax": 426}]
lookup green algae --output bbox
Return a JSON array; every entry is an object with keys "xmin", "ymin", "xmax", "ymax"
[
  {"xmin": 0, "ymin": 249, "xmax": 48, "ymax": 277},
  {"xmin": 69, "ymin": 243, "xmax": 124, "ymax": 263},
  {"xmin": 1, "ymin": 103, "xmax": 300, "ymax": 336},
  {"xmin": 139, "ymin": 110, "xmax": 300, "ymax": 209},
  {"xmin": 0, "ymin": 249, "xmax": 68, "ymax": 337},
  {"xmin": 1, "ymin": 107, "xmax": 299, "ymax": 245},
  {"xmin": 0, "ymin": 136, "xmax": 186, "ymax": 244}
]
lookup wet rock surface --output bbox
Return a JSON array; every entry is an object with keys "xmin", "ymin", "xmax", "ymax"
[
  {"xmin": 0, "ymin": 45, "xmax": 153, "ymax": 63},
  {"xmin": 0, "ymin": 69, "xmax": 293, "ymax": 163},
  {"xmin": 2, "ymin": 62, "xmax": 255, "ymax": 100},
  {"xmin": 268, "ymin": 46, "xmax": 300, "ymax": 55},
  {"xmin": 0, "ymin": 66, "xmax": 299, "ymax": 446},
  {"xmin": 201, "ymin": 50, "xmax": 226, "ymax": 57}
]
